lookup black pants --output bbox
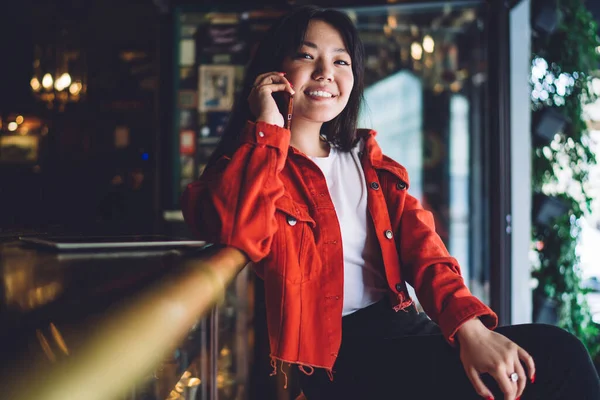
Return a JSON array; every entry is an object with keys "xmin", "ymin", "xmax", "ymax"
[{"xmin": 299, "ymin": 299, "xmax": 600, "ymax": 399}]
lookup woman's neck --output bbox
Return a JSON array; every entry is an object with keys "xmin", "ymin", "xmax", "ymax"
[{"xmin": 289, "ymin": 120, "xmax": 330, "ymax": 157}]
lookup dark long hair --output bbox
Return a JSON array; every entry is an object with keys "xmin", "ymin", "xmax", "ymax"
[{"xmin": 209, "ymin": 5, "xmax": 365, "ymax": 164}]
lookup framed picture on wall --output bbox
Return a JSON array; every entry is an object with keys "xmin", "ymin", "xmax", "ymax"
[
  {"xmin": 178, "ymin": 90, "xmax": 198, "ymax": 109},
  {"xmin": 180, "ymin": 130, "xmax": 196, "ymax": 155},
  {"xmin": 179, "ymin": 110, "xmax": 195, "ymax": 129},
  {"xmin": 198, "ymin": 65, "xmax": 235, "ymax": 112},
  {"xmin": 180, "ymin": 155, "xmax": 195, "ymax": 180}
]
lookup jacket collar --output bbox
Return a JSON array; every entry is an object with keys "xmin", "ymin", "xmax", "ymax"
[{"xmin": 287, "ymin": 128, "xmax": 410, "ymax": 188}]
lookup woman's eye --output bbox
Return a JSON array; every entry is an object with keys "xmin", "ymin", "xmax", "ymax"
[
  {"xmin": 296, "ymin": 52, "xmax": 313, "ymax": 59},
  {"xmin": 335, "ymin": 60, "xmax": 351, "ymax": 66}
]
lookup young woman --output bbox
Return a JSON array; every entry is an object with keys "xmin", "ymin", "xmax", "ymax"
[{"xmin": 181, "ymin": 6, "xmax": 600, "ymax": 400}]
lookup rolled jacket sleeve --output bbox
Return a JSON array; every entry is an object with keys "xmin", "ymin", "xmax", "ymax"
[
  {"xmin": 398, "ymin": 194, "xmax": 498, "ymax": 345},
  {"xmin": 181, "ymin": 121, "xmax": 290, "ymax": 262}
]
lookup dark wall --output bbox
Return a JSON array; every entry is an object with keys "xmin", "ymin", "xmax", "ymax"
[
  {"xmin": 0, "ymin": 1, "xmax": 34, "ymax": 114},
  {"xmin": 0, "ymin": 0, "xmax": 160, "ymax": 233}
]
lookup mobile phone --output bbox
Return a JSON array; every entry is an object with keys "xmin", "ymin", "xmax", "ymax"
[{"xmin": 273, "ymin": 91, "xmax": 293, "ymax": 129}]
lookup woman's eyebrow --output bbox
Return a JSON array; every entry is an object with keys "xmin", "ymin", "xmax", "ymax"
[{"xmin": 301, "ymin": 41, "xmax": 348, "ymax": 54}]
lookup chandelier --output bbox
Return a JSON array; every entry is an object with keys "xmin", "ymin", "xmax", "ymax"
[{"xmin": 29, "ymin": 37, "xmax": 87, "ymax": 111}]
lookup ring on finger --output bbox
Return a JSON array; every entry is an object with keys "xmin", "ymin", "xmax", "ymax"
[{"xmin": 509, "ymin": 372, "xmax": 519, "ymax": 382}]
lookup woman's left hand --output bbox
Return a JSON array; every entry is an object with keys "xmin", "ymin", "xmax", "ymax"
[{"xmin": 456, "ymin": 319, "xmax": 535, "ymax": 400}]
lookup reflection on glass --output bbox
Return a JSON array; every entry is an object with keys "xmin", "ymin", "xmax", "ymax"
[
  {"xmin": 347, "ymin": 2, "xmax": 489, "ymax": 303},
  {"xmin": 449, "ymin": 95, "xmax": 470, "ymax": 285},
  {"xmin": 360, "ymin": 71, "xmax": 423, "ymax": 200},
  {"xmin": 2, "ymin": 246, "xmax": 64, "ymax": 311}
]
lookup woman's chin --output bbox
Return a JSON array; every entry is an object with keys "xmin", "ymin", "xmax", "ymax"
[{"xmin": 294, "ymin": 111, "xmax": 343, "ymax": 124}]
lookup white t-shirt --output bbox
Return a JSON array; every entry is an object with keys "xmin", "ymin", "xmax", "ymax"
[{"xmin": 310, "ymin": 145, "xmax": 388, "ymax": 316}]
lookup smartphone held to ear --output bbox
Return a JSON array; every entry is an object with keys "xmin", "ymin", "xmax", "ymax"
[{"xmin": 273, "ymin": 91, "xmax": 293, "ymax": 130}]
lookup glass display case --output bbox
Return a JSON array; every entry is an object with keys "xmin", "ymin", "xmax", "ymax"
[{"xmin": 127, "ymin": 268, "xmax": 252, "ymax": 400}]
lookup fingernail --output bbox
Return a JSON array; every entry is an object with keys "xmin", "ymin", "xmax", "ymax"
[
  {"xmin": 486, "ymin": 396, "xmax": 494, "ymax": 400},
  {"xmin": 531, "ymin": 373, "xmax": 536, "ymax": 383},
  {"xmin": 279, "ymin": 72, "xmax": 286, "ymax": 76},
  {"xmin": 516, "ymin": 397, "xmax": 521, "ymax": 400}
]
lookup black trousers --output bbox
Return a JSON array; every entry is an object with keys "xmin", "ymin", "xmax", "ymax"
[{"xmin": 299, "ymin": 299, "xmax": 600, "ymax": 400}]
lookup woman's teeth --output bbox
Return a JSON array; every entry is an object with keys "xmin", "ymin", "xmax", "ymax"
[{"xmin": 307, "ymin": 91, "xmax": 334, "ymax": 98}]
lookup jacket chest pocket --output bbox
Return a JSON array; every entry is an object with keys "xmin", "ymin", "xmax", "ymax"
[
  {"xmin": 379, "ymin": 171, "xmax": 408, "ymax": 224},
  {"xmin": 269, "ymin": 194, "xmax": 316, "ymax": 284}
]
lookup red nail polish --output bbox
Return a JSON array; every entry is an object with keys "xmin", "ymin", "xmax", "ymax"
[
  {"xmin": 516, "ymin": 397, "xmax": 521, "ymax": 400},
  {"xmin": 486, "ymin": 396, "xmax": 494, "ymax": 400},
  {"xmin": 290, "ymin": 83, "xmax": 294, "ymax": 88},
  {"xmin": 531, "ymin": 373, "xmax": 536, "ymax": 383}
]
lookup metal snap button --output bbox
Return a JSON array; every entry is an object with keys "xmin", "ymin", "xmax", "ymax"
[
  {"xmin": 385, "ymin": 230, "xmax": 393, "ymax": 239},
  {"xmin": 395, "ymin": 283, "xmax": 403, "ymax": 292},
  {"xmin": 396, "ymin": 181, "xmax": 407, "ymax": 190},
  {"xmin": 287, "ymin": 216, "xmax": 297, "ymax": 226},
  {"xmin": 370, "ymin": 182, "xmax": 380, "ymax": 190}
]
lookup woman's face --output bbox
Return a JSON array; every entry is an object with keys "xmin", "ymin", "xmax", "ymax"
[{"xmin": 281, "ymin": 19, "xmax": 354, "ymax": 124}]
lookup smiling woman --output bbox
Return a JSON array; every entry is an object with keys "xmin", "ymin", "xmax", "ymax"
[
  {"xmin": 208, "ymin": 6, "xmax": 366, "ymax": 165},
  {"xmin": 181, "ymin": 5, "xmax": 600, "ymax": 400},
  {"xmin": 280, "ymin": 20, "xmax": 354, "ymax": 153}
]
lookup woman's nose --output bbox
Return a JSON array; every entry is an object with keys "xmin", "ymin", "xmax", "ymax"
[{"xmin": 312, "ymin": 62, "xmax": 334, "ymax": 81}]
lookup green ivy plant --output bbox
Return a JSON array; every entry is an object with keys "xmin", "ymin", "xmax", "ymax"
[{"xmin": 531, "ymin": 0, "xmax": 600, "ymax": 358}]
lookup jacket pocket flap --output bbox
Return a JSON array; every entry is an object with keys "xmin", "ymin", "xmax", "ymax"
[
  {"xmin": 377, "ymin": 165, "xmax": 410, "ymax": 189},
  {"xmin": 274, "ymin": 195, "xmax": 316, "ymax": 227}
]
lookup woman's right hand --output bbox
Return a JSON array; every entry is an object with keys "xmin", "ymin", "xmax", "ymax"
[{"xmin": 248, "ymin": 72, "xmax": 295, "ymax": 127}]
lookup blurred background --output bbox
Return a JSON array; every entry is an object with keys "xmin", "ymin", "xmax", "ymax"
[{"xmin": 1, "ymin": 0, "xmax": 600, "ymax": 399}]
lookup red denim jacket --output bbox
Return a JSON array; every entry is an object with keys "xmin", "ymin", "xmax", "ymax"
[{"xmin": 181, "ymin": 121, "xmax": 498, "ymax": 375}]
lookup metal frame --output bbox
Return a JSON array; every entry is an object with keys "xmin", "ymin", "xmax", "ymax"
[
  {"xmin": 486, "ymin": 0, "xmax": 512, "ymax": 326},
  {"xmin": 505, "ymin": 0, "xmax": 526, "ymax": 10}
]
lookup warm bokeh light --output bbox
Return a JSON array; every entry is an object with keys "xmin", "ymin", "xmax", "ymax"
[
  {"xmin": 36, "ymin": 330, "xmax": 57, "ymax": 362},
  {"xmin": 383, "ymin": 24, "xmax": 392, "ymax": 37},
  {"xmin": 16, "ymin": 115, "xmax": 24, "ymax": 125},
  {"xmin": 8, "ymin": 122, "xmax": 18, "ymax": 132},
  {"xmin": 54, "ymin": 73, "xmax": 72, "ymax": 91},
  {"xmin": 387, "ymin": 15, "xmax": 397, "ymax": 29},
  {"xmin": 30, "ymin": 77, "xmax": 41, "ymax": 92},
  {"xmin": 69, "ymin": 81, "xmax": 83, "ymax": 95},
  {"xmin": 50, "ymin": 323, "xmax": 70, "ymax": 356},
  {"xmin": 42, "ymin": 73, "xmax": 53, "ymax": 90},
  {"xmin": 410, "ymin": 41, "xmax": 423, "ymax": 60},
  {"xmin": 423, "ymin": 35, "xmax": 435, "ymax": 53}
]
